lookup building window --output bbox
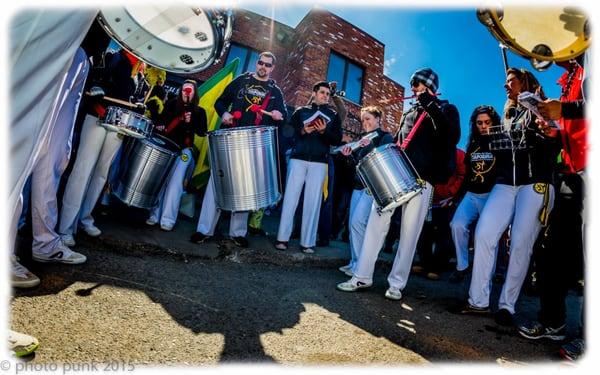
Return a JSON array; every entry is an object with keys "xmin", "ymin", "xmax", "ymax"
[
  {"xmin": 224, "ymin": 43, "xmax": 261, "ymax": 77},
  {"xmin": 326, "ymin": 51, "xmax": 364, "ymax": 104}
]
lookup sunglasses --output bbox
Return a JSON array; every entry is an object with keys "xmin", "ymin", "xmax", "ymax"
[{"xmin": 257, "ymin": 60, "xmax": 273, "ymax": 68}]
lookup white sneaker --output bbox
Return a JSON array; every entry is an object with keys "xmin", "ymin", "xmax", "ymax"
[
  {"xmin": 11, "ymin": 257, "xmax": 40, "ymax": 288},
  {"xmin": 336, "ymin": 277, "xmax": 372, "ymax": 292},
  {"xmin": 385, "ymin": 287, "xmax": 403, "ymax": 300},
  {"xmin": 82, "ymin": 225, "xmax": 101, "ymax": 237},
  {"xmin": 338, "ymin": 264, "xmax": 353, "ymax": 277},
  {"xmin": 32, "ymin": 243, "xmax": 87, "ymax": 264},
  {"xmin": 160, "ymin": 224, "xmax": 173, "ymax": 231},
  {"xmin": 60, "ymin": 234, "xmax": 76, "ymax": 247},
  {"xmin": 8, "ymin": 330, "xmax": 39, "ymax": 357},
  {"xmin": 146, "ymin": 218, "xmax": 158, "ymax": 226}
]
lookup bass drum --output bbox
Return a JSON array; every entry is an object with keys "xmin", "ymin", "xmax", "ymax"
[
  {"xmin": 477, "ymin": 7, "xmax": 590, "ymax": 67},
  {"xmin": 97, "ymin": 5, "xmax": 233, "ymax": 73}
]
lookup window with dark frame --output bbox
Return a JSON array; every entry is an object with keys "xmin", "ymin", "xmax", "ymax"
[
  {"xmin": 326, "ymin": 51, "xmax": 364, "ymax": 104},
  {"xmin": 224, "ymin": 43, "xmax": 261, "ymax": 78}
]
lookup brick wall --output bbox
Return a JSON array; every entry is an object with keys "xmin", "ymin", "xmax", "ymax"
[{"xmin": 188, "ymin": 8, "xmax": 404, "ymax": 137}]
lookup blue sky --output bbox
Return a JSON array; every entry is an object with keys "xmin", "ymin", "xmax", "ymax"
[{"xmin": 241, "ymin": 2, "xmax": 577, "ymax": 149}]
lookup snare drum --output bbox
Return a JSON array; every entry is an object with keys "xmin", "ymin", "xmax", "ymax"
[
  {"xmin": 99, "ymin": 106, "xmax": 153, "ymax": 138},
  {"xmin": 357, "ymin": 144, "xmax": 423, "ymax": 213}
]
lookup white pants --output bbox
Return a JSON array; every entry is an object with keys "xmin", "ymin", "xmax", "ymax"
[
  {"xmin": 468, "ymin": 183, "xmax": 555, "ymax": 314},
  {"xmin": 59, "ymin": 114, "xmax": 123, "ymax": 235},
  {"xmin": 31, "ymin": 48, "xmax": 89, "ymax": 254},
  {"xmin": 149, "ymin": 148, "xmax": 195, "ymax": 228},
  {"xmin": 348, "ymin": 189, "xmax": 374, "ymax": 272},
  {"xmin": 9, "ymin": 12, "xmax": 96, "ymax": 255},
  {"xmin": 277, "ymin": 159, "xmax": 328, "ymax": 248},
  {"xmin": 354, "ymin": 182, "xmax": 433, "ymax": 290},
  {"xmin": 450, "ymin": 191, "xmax": 490, "ymax": 272},
  {"xmin": 196, "ymin": 174, "xmax": 249, "ymax": 237}
]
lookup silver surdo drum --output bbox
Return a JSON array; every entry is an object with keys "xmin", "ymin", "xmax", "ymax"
[
  {"xmin": 208, "ymin": 126, "xmax": 281, "ymax": 212},
  {"xmin": 114, "ymin": 134, "xmax": 180, "ymax": 209},
  {"xmin": 100, "ymin": 106, "xmax": 153, "ymax": 138},
  {"xmin": 357, "ymin": 144, "xmax": 423, "ymax": 214}
]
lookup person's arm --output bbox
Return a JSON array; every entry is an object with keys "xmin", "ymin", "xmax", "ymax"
[
  {"xmin": 194, "ymin": 107, "xmax": 208, "ymax": 137},
  {"xmin": 269, "ymin": 86, "xmax": 287, "ymax": 123},
  {"xmin": 214, "ymin": 75, "xmax": 241, "ymax": 117}
]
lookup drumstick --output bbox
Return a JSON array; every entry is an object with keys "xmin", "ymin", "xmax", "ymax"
[
  {"xmin": 85, "ymin": 92, "xmax": 138, "ymax": 108},
  {"xmin": 379, "ymin": 92, "xmax": 441, "ymax": 105}
]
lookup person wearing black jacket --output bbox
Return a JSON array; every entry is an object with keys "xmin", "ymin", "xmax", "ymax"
[
  {"xmin": 275, "ymin": 81, "xmax": 343, "ymax": 253},
  {"xmin": 337, "ymin": 68, "xmax": 459, "ymax": 301},
  {"xmin": 337, "ymin": 106, "xmax": 393, "ymax": 276},
  {"xmin": 147, "ymin": 80, "xmax": 207, "ymax": 231},
  {"xmin": 191, "ymin": 52, "xmax": 286, "ymax": 247},
  {"xmin": 448, "ymin": 105, "xmax": 500, "ymax": 283},
  {"xmin": 463, "ymin": 68, "xmax": 561, "ymax": 327}
]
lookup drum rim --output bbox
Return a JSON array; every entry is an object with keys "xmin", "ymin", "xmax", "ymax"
[
  {"xmin": 142, "ymin": 134, "xmax": 181, "ymax": 153},
  {"xmin": 97, "ymin": 8, "xmax": 233, "ymax": 74},
  {"xmin": 208, "ymin": 125, "xmax": 278, "ymax": 136},
  {"xmin": 483, "ymin": 8, "xmax": 590, "ymax": 62},
  {"xmin": 357, "ymin": 143, "xmax": 401, "ymax": 167}
]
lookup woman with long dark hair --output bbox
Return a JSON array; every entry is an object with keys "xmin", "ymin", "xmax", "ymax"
[{"xmin": 448, "ymin": 105, "xmax": 500, "ymax": 283}]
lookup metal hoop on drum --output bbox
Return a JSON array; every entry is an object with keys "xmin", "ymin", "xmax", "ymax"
[
  {"xmin": 477, "ymin": 7, "xmax": 590, "ymax": 71},
  {"xmin": 97, "ymin": 5, "xmax": 233, "ymax": 73}
]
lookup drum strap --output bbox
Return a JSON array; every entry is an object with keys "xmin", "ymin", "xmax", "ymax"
[{"xmin": 398, "ymin": 111, "xmax": 428, "ymax": 150}]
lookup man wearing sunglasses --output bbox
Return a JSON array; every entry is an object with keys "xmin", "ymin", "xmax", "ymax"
[{"xmin": 191, "ymin": 51, "xmax": 287, "ymax": 248}]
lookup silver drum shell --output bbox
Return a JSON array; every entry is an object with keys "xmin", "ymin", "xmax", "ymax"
[{"xmin": 208, "ymin": 126, "xmax": 281, "ymax": 212}]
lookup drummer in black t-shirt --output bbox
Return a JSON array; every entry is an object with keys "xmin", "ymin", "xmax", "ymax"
[{"xmin": 191, "ymin": 51, "xmax": 287, "ymax": 247}]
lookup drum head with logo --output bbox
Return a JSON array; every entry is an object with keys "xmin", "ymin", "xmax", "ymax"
[{"xmin": 98, "ymin": 6, "xmax": 232, "ymax": 73}]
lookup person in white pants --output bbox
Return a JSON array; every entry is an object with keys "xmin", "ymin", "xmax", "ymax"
[
  {"xmin": 147, "ymin": 80, "xmax": 207, "ymax": 230},
  {"xmin": 337, "ymin": 68, "xmax": 460, "ymax": 300},
  {"xmin": 459, "ymin": 68, "xmax": 561, "ymax": 327},
  {"xmin": 275, "ymin": 81, "xmax": 343, "ymax": 253},
  {"xmin": 448, "ymin": 105, "xmax": 500, "ymax": 283},
  {"xmin": 58, "ymin": 48, "xmax": 142, "ymax": 246},
  {"xmin": 338, "ymin": 106, "xmax": 393, "ymax": 276}
]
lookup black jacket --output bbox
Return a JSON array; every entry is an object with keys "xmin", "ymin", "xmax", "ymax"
[
  {"xmin": 214, "ymin": 72, "xmax": 287, "ymax": 128},
  {"xmin": 160, "ymin": 98, "xmax": 207, "ymax": 150},
  {"xmin": 395, "ymin": 98, "xmax": 460, "ymax": 183},
  {"xmin": 290, "ymin": 103, "xmax": 343, "ymax": 164},
  {"xmin": 494, "ymin": 106, "xmax": 561, "ymax": 186}
]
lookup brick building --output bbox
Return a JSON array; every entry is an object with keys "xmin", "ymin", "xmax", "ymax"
[{"xmin": 187, "ymin": 8, "xmax": 405, "ymax": 137}]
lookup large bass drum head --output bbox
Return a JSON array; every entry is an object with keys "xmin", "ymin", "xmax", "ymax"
[{"xmin": 98, "ymin": 5, "xmax": 232, "ymax": 73}]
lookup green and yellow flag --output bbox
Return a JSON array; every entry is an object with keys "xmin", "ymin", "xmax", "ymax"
[{"xmin": 191, "ymin": 58, "xmax": 240, "ymax": 188}]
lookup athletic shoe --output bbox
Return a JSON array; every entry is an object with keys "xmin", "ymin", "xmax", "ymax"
[
  {"xmin": 449, "ymin": 268, "xmax": 470, "ymax": 283},
  {"xmin": 248, "ymin": 227, "xmax": 268, "ymax": 236},
  {"xmin": 559, "ymin": 338, "xmax": 585, "ymax": 361},
  {"xmin": 338, "ymin": 264, "xmax": 353, "ymax": 277},
  {"xmin": 82, "ymin": 225, "xmax": 101, "ymax": 237},
  {"xmin": 190, "ymin": 232, "xmax": 211, "ymax": 244},
  {"xmin": 32, "ymin": 243, "xmax": 87, "ymax": 264},
  {"xmin": 301, "ymin": 247, "xmax": 314, "ymax": 254},
  {"xmin": 426, "ymin": 272, "xmax": 440, "ymax": 280},
  {"xmin": 232, "ymin": 236, "xmax": 249, "ymax": 248},
  {"xmin": 60, "ymin": 234, "xmax": 76, "ymax": 247},
  {"xmin": 494, "ymin": 308, "xmax": 514, "ymax": 327},
  {"xmin": 449, "ymin": 302, "xmax": 490, "ymax": 315},
  {"xmin": 411, "ymin": 265, "xmax": 425, "ymax": 274},
  {"xmin": 274, "ymin": 241, "xmax": 288, "ymax": 250},
  {"xmin": 145, "ymin": 218, "xmax": 158, "ymax": 226},
  {"xmin": 8, "ymin": 330, "xmax": 39, "ymax": 357},
  {"xmin": 517, "ymin": 321, "xmax": 566, "ymax": 341},
  {"xmin": 384, "ymin": 287, "xmax": 403, "ymax": 300},
  {"xmin": 160, "ymin": 224, "xmax": 173, "ymax": 231},
  {"xmin": 11, "ymin": 257, "xmax": 40, "ymax": 288},
  {"xmin": 337, "ymin": 277, "xmax": 372, "ymax": 292}
]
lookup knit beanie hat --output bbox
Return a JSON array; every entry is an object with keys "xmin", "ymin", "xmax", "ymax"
[{"xmin": 410, "ymin": 68, "xmax": 439, "ymax": 93}]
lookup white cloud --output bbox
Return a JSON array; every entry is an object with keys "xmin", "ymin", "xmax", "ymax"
[{"xmin": 384, "ymin": 54, "xmax": 397, "ymax": 75}]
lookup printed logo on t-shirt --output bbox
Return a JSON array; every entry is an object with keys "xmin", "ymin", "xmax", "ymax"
[
  {"xmin": 470, "ymin": 148, "xmax": 495, "ymax": 183},
  {"xmin": 239, "ymin": 84, "xmax": 268, "ymax": 110}
]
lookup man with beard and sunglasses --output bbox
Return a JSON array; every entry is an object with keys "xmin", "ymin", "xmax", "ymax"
[{"xmin": 191, "ymin": 51, "xmax": 287, "ymax": 248}]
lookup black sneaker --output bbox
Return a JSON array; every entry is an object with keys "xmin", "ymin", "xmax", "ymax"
[
  {"xmin": 190, "ymin": 232, "xmax": 211, "ymax": 244},
  {"xmin": 518, "ymin": 320, "xmax": 566, "ymax": 341},
  {"xmin": 449, "ymin": 302, "xmax": 490, "ymax": 315},
  {"xmin": 494, "ymin": 308, "xmax": 514, "ymax": 327},
  {"xmin": 559, "ymin": 338, "xmax": 585, "ymax": 361},
  {"xmin": 449, "ymin": 268, "xmax": 470, "ymax": 283},
  {"xmin": 248, "ymin": 226, "xmax": 267, "ymax": 236},
  {"xmin": 232, "ymin": 236, "xmax": 249, "ymax": 248}
]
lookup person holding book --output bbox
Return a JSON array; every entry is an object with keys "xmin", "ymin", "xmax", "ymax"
[{"xmin": 275, "ymin": 81, "xmax": 343, "ymax": 253}]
